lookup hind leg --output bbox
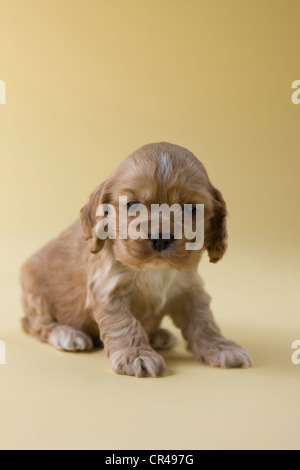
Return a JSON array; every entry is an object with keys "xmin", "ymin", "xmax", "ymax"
[
  {"xmin": 21, "ymin": 296, "xmax": 93, "ymax": 352},
  {"xmin": 48, "ymin": 325, "xmax": 93, "ymax": 351},
  {"xmin": 20, "ymin": 259, "xmax": 93, "ymax": 352},
  {"xmin": 149, "ymin": 328, "xmax": 179, "ymax": 350}
]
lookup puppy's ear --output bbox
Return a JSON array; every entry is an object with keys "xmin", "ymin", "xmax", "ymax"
[
  {"xmin": 80, "ymin": 181, "xmax": 108, "ymax": 254},
  {"xmin": 205, "ymin": 185, "xmax": 228, "ymax": 263}
]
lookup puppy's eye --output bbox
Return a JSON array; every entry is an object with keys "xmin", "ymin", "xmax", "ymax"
[
  {"xmin": 184, "ymin": 204, "xmax": 197, "ymax": 215},
  {"xmin": 127, "ymin": 201, "xmax": 140, "ymax": 209}
]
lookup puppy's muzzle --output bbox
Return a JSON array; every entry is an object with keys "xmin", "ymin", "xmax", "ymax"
[{"xmin": 148, "ymin": 233, "xmax": 175, "ymax": 252}]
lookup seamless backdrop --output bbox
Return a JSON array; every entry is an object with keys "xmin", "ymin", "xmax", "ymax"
[{"xmin": 0, "ymin": 0, "xmax": 299, "ymax": 450}]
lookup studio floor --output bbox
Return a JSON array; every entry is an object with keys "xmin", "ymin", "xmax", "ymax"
[{"xmin": 0, "ymin": 234, "xmax": 299, "ymax": 450}]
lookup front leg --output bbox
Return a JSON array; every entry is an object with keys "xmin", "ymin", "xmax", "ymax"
[
  {"xmin": 169, "ymin": 277, "xmax": 252, "ymax": 369},
  {"xmin": 94, "ymin": 298, "xmax": 166, "ymax": 377}
]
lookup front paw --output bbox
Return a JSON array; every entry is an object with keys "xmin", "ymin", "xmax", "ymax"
[
  {"xmin": 194, "ymin": 339, "xmax": 252, "ymax": 369},
  {"xmin": 110, "ymin": 347, "xmax": 167, "ymax": 377}
]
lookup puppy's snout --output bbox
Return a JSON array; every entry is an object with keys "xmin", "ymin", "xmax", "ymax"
[{"xmin": 148, "ymin": 233, "xmax": 174, "ymax": 252}]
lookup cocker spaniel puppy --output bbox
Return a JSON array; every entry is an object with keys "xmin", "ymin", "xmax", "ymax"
[{"xmin": 20, "ymin": 142, "xmax": 252, "ymax": 377}]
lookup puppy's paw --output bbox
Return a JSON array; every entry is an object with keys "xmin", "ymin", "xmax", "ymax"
[
  {"xmin": 48, "ymin": 325, "xmax": 93, "ymax": 352},
  {"xmin": 110, "ymin": 347, "xmax": 167, "ymax": 377},
  {"xmin": 149, "ymin": 328, "xmax": 179, "ymax": 350},
  {"xmin": 194, "ymin": 339, "xmax": 252, "ymax": 369}
]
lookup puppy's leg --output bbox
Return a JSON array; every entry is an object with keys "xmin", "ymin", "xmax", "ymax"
[
  {"xmin": 170, "ymin": 281, "xmax": 252, "ymax": 369},
  {"xmin": 149, "ymin": 328, "xmax": 179, "ymax": 350},
  {"xmin": 140, "ymin": 315, "xmax": 178, "ymax": 350},
  {"xmin": 21, "ymin": 261, "xmax": 93, "ymax": 352},
  {"xmin": 22, "ymin": 312, "xmax": 94, "ymax": 352},
  {"xmin": 47, "ymin": 325, "xmax": 93, "ymax": 352},
  {"xmin": 94, "ymin": 304, "xmax": 166, "ymax": 377},
  {"xmin": 21, "ymin": 295, "xmax": 93, "ymax": 352}
]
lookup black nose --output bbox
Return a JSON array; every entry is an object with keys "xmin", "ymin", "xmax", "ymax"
[{"xmin": 148, "ymin": 233, "xmax": 174, "ymax": 252}]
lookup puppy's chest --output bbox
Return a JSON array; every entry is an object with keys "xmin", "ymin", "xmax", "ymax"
[{"xmin": 131, "ymin": 269, "xmax": 177, "ymax": 317}]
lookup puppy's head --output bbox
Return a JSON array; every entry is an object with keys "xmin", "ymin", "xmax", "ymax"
[{"xmin": 80, "ymin": 142, "xmax": 227, "ymax": 270}]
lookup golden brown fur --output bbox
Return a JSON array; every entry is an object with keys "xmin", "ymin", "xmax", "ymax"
[{"xmin": 20, "ymin": 142, "xmax": 252, "ymax": 376}]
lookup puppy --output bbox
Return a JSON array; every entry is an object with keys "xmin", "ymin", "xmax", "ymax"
[{"xmin": 20, "ymin": 142, "xmax": 252, "ymax": 377}]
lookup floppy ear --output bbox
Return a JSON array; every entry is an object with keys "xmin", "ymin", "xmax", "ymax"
[
  {"xmin": 205, "ymin": 185, "xmax": 228, "ymax": 263},
  {"xmin": 80, "ymin": 181, "xmax": 108, "ymax": 254}
]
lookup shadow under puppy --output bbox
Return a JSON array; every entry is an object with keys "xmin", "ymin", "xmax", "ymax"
[{"xmin": 20, "ymin": 142, "xmax": 252, "ymax": 377}]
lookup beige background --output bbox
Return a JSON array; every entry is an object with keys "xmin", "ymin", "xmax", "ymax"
[{"xmin": 0, "ymin": 0, "xmax": 299, "ymax": 450}]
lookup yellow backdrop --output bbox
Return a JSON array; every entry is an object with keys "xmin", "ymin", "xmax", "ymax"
[{"xmin": 0, "ymin": 0, "xmax": 299, "ymax": 450}]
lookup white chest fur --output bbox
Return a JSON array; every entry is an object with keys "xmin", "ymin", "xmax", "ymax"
[{"xmin": 131, "ymin": 268, "xmax": 178, "ymax": 316}]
